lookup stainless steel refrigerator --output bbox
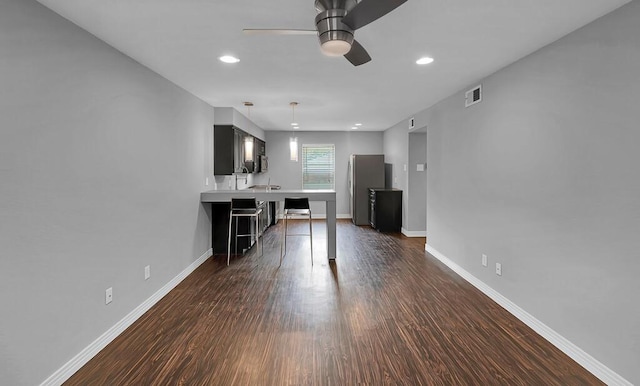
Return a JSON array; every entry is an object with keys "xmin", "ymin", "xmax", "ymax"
[{"xmin": 348, "ymin": 154, "xmax": 385, "ymax": 225}]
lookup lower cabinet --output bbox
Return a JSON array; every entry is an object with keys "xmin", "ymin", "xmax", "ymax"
[
  {"xmin": 211, "ymin": 201, "xmax": 276, "ymax": 255},
  {"xmin": 369, "ymin": 189, "xmax": 402, "ymax": 232}
]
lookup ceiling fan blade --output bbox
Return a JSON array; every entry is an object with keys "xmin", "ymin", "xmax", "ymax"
[
  {"xmin": 243, "ymin": 29, "xmax": 317, "ymax": 36},
  {"xmin": 342, "ymin": 0, "xmax": 408, "ymax": 30},
  {"xmin": 344, "ymin": 40, "xmax": 371, "ymax": 66}
]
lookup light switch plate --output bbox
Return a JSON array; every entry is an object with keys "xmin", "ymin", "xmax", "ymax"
[{"xmin": 105, "ymin": 287, "xmax": 113, "ymax": 304}]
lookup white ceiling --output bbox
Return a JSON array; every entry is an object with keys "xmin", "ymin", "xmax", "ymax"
[{"xmin": 37, "ymin": 0, "xmax": 629, "ymax": 131}]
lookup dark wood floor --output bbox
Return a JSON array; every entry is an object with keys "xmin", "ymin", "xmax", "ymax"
[{"xmin": 65, "ymin": 219, "xmax": 602, "ymax": 385}]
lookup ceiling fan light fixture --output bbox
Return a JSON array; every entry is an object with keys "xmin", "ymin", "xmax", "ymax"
[{"xmin": 320, "ymin": 40, "xmax": 352, "ymax": 56}]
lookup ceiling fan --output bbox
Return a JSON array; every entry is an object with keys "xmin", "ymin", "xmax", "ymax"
[{"xmin": 243, "ymin": 0, "xmax": 408, "ymax": 66}]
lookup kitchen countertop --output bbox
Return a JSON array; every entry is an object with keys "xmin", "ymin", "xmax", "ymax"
[
  {"xmin": 200, "ymin": 189, "xmax": 336, "ymax": 202},
  {"xmin": 200, "ymin": 189, "xmax": 337, "ymax": 260}
]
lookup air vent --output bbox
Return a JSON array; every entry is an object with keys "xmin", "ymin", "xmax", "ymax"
[{"xmin": 465, "ymin": 84, "xmax": 482, "ymax": 107}]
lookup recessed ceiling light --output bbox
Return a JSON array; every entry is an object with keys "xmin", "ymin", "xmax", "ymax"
[
  {"xmin": 219, "ymin": 55, "xmax": 240, "ymax": 64},
  {"xmin": 293, "ymin": 126, "xmax": 300, "ymax": 130},
  {"xmin": 355, "ymin": 123, "xmax": 362, "ymax": 126},
  {"xmin": 416, "ymin": 57, "xmax": 434, "ymax": 65},
  {"xmin": 351, "ymin": 126, "xmax": 358, "ymax": 130},
  {"xmin": 291, "ymin": 122, "xmax": 298, "ymax": 126}
]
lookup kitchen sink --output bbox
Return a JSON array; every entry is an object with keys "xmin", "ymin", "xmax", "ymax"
[{"xmin": 249, "ymin": 185, "xmax": 281, "ymax": 190}]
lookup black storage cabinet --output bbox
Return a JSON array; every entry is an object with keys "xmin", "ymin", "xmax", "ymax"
[{"xmin": 369, "ymin": 188, "xmax": 402, "ymax": 232}]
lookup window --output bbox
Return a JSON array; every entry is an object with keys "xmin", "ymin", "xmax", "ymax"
[{"xmin": 302, "ymin": 144, "xmax": 335, "ymax": 190}]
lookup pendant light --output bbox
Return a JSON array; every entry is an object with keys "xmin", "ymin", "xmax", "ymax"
[
  {"xmin": 289, "ymin": 137, "xmax": 298, "ymax": 162},
  {"xmin": 243, "ymin": 101, "xmax": 253, "ymax": 118},
  {"xmin": 244, "ymin": 136, "xmax": 254, "ymax": 162},
  {"xmin": 289, "ymin": 102, "xmax": 299, "ymax": 162},
  {"xmin": 243, "ymin": 102, "xmax": 254, "ymax": 162}
]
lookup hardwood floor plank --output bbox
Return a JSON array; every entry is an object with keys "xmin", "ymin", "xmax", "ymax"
[{"xmin": 65, "ymin": 220, "xmax": 602, "ymax": 385}]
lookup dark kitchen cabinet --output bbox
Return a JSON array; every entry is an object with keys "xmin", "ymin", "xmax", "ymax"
[
  {"xmin": 211, "ymin": 202, "xmax": 251, "ymax": 254},
  {"xmin": 214, "ymin": 125, "xmax": 257, "ymax": 175},
  {"xmin": 211, "ymin": 201, "xmax": 272, "ymax": 255},
  {"xmin": 214, "ymin": 125, "xmax": 235, "ymax": 175},
  {"xmin": 255, "ymin": 138, "xmax": 266, "ymax": 172},
  {"xmin": 369, "ymin": 188, "xmax": 402, "ymax": 232}
]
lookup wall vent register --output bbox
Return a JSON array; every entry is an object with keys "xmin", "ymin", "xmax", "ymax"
[{"xmin": 465, "ymin": 84, "xmax": 482, "ymax": 107}]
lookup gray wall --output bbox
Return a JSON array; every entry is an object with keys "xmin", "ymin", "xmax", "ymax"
[
  {"xmin": 407, "ymin": 132, "xmax": 427, "ymax": 233},
  {"xmin": 265, "ymin": 131, "xmax": 384, "ymax": 216},
  {"xmin": 384, "ymin": 125, "xmax": 428, "ymax": 235},
  {"xmin": 215, "ymin": 107, "xmax": 265, "ymax": 141},
  {"xmin": 412, "ymin": 2, "xmax": 639, "ymax": 383},
  {"xmin": 0, "ymin": 1, "xmax": 213, "ymax": 384},
  {"xmin": 383, "ymin": 121, "xmax": 411, "ymax": 231}
]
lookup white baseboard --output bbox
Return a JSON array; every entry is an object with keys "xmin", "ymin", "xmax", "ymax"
[
  {"xmin": 40, "ymin": 249, "xmax": 212, "ymax": 386},
  {"xmin": 425, "ymin": 244, "xmax": 631, "ymax": 386},
  {"xmin": 401, "ymin": 228, "xmax": 426, "ymax": 237}
]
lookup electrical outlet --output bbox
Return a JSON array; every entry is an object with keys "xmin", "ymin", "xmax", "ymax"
[
  {"xmin": 144, "ymin": 265, "xmax": 151, "ymax": 280},
  {"xmin": 482, "ymin": 254, "xmax": 488, "ymax": 267},
  {"xmin": 105, "ymin": 287, "xmax": 113, "ymax": 304},
  {"xmin": 495, "ymin": 263, "xmax": 502, "ymax": 276}
]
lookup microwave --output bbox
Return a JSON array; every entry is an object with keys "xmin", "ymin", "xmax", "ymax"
[{"xmin": 259, "ymin": 155, "xmax": 268, "ymax": 172}]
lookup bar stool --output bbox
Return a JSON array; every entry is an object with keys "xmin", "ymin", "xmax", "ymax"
[
  {"xmin": 280, "ymin": 197, "xmax": 313, "ymax": 266},
  {"xmin": 228, "ymin": 198, "xmax": 263, "ymax": 266}
]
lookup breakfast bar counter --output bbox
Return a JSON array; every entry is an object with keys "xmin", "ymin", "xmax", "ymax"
[{"xmin": 201, "ymin": 189, "xmax": 337, "ymax": 261}]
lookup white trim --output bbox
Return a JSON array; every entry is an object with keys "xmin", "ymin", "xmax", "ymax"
[
  {"xmin": 401, "ymin": 228, "xmax": 427, "ymax": 237},
  {"xmin": 425, "ymin": 244, "xmax": 632, "ymax": 386},
  {"xmin": 40, "ymin": 249, "xmax": 212, "ymax": 386}
]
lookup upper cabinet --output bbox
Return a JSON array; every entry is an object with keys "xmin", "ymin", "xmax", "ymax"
[
  {"xmin": 255, "ymin": 138, "xmax": 266, "ymax": 173},
  {"xmin": 214, "ymin": 125, "xmax": 265, "ymax": 175},
  {"xmin": 214, "ymin": 125, "xmax": 235, "ymax": 175}
]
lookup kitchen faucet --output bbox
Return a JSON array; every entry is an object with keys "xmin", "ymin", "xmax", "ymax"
[{"xmin": 234, "ymin": 166, "xmax": 249, "ymax": 190}]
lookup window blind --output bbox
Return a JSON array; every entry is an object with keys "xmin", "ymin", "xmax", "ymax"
[{"xmin": 302, "ymin": 144, "xmax": 335, "ymax": 190}]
